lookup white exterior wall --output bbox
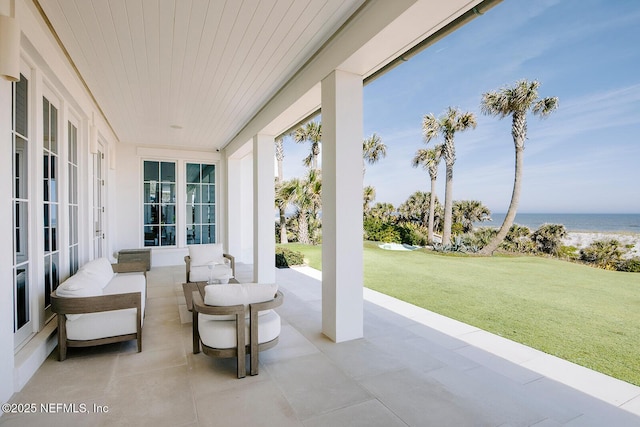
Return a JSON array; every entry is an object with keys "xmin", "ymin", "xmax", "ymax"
[
  {"xmin": 0, "ymin": 0, "xmax": 119, "ymax": 402},
  {"xmin": 114, "ymin": 146, "xmax": 224, "ymax": 267},
  {"xmin": 0, "ymin": 0, "xmax": 231, "ymax": 402}
]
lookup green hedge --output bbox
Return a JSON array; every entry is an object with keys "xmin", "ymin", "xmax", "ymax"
[{"xmin": 275, "ymin": 247, "xmax": 305, "ymax": 268}]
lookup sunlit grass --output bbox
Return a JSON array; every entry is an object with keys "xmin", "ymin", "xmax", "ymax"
[{"xmin": 278, "ymin": 241, "xmax": 640, "ymax": 386}]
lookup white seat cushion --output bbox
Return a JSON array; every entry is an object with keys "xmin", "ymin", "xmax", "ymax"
[
  {"xmin": 65, "ymin": 309, "xmax": 138, "ymax": 341},
  {"xmin": 64, "ymin": 271, "xmax": 146, "ymax": 338},
  {"xmin": 189, "ymin": 264, "xmax": 232, "ymax": 282},
  {"xmin": 104, "ymin": 272, "xmax": 147, "ymax": 314},
  {"xmin": 198, "ymin": 310, "xmax": 281, "ymax": 349}
]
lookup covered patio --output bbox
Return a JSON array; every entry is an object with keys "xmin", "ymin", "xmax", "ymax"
[
  {"xmin": 2, "ymin": 0, "xmax": 640, "ymax": 424},
  {"xmin": 3, "ymin": 264, "xmax": 639, "ymax": 426}
]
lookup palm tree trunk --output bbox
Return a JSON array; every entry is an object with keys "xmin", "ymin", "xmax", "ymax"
[
  {"xmin": 428, "ymin": 179, "xmax": 436, "ymax": 244},
  {"xmin": 279, "ymin": 207, "xmax": 288, "ymax": 244},
  {"xmin": 480, "ymin": 144, "xmax": 524, "ymax": 255},
  {"xmin": 298, "ymin": 213, "xmax": 310, "ymax": 245},
  {"xmin": 442, "ymin": 163, "xmax": 453, "ymax": 246}
]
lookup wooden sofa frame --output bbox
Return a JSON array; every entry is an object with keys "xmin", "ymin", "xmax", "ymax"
[
  {"xmin": 184, "ymin": 253, "xmax": 236, "ymax": 283},
  {"xmin": 191, "ymin": 290, "xmax": 283, "ymax": 378},
  {"xmin": 50, "ymin": 261, "xmax": 147, "ymax": 361}
]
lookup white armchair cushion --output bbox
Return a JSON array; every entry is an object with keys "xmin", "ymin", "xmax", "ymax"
[
  {"xmin": 78, "ymin": 257, "xmax": 114, "ymax": 288},
  {"xmin": 198, "ymin": 310, "xmax": 281, "ymax": 349},
  {"xmin": 189, "ymin": 243, "xmax": 225, "ymax": 266},
  {"xmin": 190, "ymin": 264, "xmax": 233, "ymax": 282},
  {"xmin": 201, "ymin": 283, "xmax": 278, "ymax": 321},
  {"xmin": 204, "ymin": 283, "xmax": 278, "ymax": 306}
]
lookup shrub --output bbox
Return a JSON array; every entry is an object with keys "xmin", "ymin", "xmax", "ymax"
[
  {"xmin": 579, "ymin": 239, "xmax": 626, "ymax": 270},
  {"xmin": 364, "ymin": 218, "xmax": 401, "ymax": 243},
  {"xmin": 531, "ymin": 224, "xmax": 567, "ymax": 255},
  {"xmin": 500, "ymin": 224, "xmax": 534, "ymax": 253},
  {"xmin": 616, "ymin": 258, "xmax": 640, "ymax": 273},
  {"xmin": 397, "ymin": 223, "xmax": 429, "ymax": 246},
  {"xmin": 275, "ymin": 247, "xmax": 305, "ymax": 268},
  {"xmin": 434, "ymin": 236, "xmax": 468, "ymax": 253},
  {"xmin": 466, "ymin": 227, "xmax": 497, "ymax": 249},
  {"xmin": 556, "ymin": 245, "xmax": 579, "ymax": 260}
]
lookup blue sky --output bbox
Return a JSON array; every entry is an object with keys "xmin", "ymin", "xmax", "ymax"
[{"xmin": 280, "ymin": 0, "xmax": 640, "ymax": 214}]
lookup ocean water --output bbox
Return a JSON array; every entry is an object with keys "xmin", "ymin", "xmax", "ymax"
[{"xmin": 474, "ymin": 213, "xmax": 640, "ymax": 233}]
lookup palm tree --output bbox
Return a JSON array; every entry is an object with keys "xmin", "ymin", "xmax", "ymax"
[
  {"xmin": 368, "ymin": 202, "xmax": 396, "ymax": 222},
  {"xmin": 363, "ymin": 185, "xmax": 376, "ymax": 213},
  {"xmin": 398, "ymin": 191, "xmax": 434, "ymax": 227},
  {"xmin": 281, "ymin": 170, "xmax": 322, "ymax": 244},
  {"xmin": 478, "ymin": 79, "xmax": 558, "ymax": 255},
  {"xmin": 363, "ymin": 133, "xmax": 387, "ymax": 173},
  {"xmin": 452, "ymin": 200, "xmax": 491, "ymax": 233},
  {"xmin": 422, "ymin": 107, "xmax": 477, "ymax": 245},
  {"xmin": 412, "ymin": 144, "xmax": 443, "ymax": 244},
  {"xmin": 293, "ymin": 121, "xmax": 322, "ymax": 170},
  {"xmin": 275, "ymin": 137, "xmax": 288, "ymax": 243}
]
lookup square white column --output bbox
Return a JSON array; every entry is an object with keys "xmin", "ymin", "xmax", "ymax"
[
  {"xmin": 253, "ymin": 134, "xmax": 276, "ymax": 284},
  {"xmin": 226, "ymin": 156, "xmax": 242, "ymax": 260},
  {"xmin": 321, "ymin": 70, "xmax": 364, "ymax": 342}
]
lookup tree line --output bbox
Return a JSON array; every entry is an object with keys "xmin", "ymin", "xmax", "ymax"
[
  {"xmin": 274, "ymin": 78, "xmax": 639, "ymax": 272},
  {"xmin": 276, "ymin": 79, "xmax": 560, "ymax": 254}
]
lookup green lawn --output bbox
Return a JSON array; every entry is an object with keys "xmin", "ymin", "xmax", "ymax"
[{"xmin": 279, "ymin": 241, "xmax": 640, "ymax": 386}]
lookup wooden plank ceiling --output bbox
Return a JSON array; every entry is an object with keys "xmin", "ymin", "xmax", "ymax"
[{"xmin": 38, "ymin": 0, "xmax": 365, "ymax": 149}]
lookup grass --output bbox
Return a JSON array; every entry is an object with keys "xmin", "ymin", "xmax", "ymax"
[{"xmin": 278, "ymin": 241, "xmax": 640, "ymax": 386}]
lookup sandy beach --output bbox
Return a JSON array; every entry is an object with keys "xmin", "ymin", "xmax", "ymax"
[{"xmin": 562, "ymin": 232, "xmax": 640, "ymax": 258}]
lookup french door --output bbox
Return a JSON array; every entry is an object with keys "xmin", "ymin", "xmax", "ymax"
[{"xmin": 93, "ymin": 145, "xmax": 105, "ymax": 258}]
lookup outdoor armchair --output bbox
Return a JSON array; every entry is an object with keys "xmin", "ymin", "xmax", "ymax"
[
  {"xmin": 191, "ymin": 283, "xmax": 283, "ymax": 378},
  {"xmin": 185, "ymin": 243, "xmax": 235, "ymax": 283}
]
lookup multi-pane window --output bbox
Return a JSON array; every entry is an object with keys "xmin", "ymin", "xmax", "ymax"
[
  {"xmin": 13, "ymin": 74, "xmax": 30, "ymax": 334},
  {"xmin": 186, "ymin": 163, "xmax": 216, "ymax": 244},
  {"xmin": 43, "ymin": 97, "xmax": 59, "ymax": 309},
  {"xmin": 68, "ymin": 122, "xmax": 79, "ymax": 274},
  {"xmin": 143, "ymin": 161, "xmax": 176, "ymax": 246}
]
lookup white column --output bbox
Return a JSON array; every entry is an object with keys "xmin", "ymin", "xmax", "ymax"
[
  {"xmin": 321, "ymin": 70, "xmax": 364, "ymax": 342},
  {"xmin": 253, "ymin": 134, "xmax": 275, "ymax": 284},
  {"xmin": 226, "ymin": 156, "xmax": 242, "ymax": 260}
]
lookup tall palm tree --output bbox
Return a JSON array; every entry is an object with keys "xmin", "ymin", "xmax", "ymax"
[
  {"xmin": 479, "ymin": 79, "xmax": 558, "ymax": 255},
  {"xmin": 363, "ymin": 133, "xmax": 387, "ymax": 173},
  {"xmin": 293, "ymin": 121, "xmax": 322, "ymax": 170},
  {"xmin": 422, "ymin": 107, "xmax": 477, "ymax": 245},
  {"xmin": 412, "ymin": 144, "xmax": 444, "ymax": 244},
  {"xmin": 275, "ymin": 137, "xmax": 288, "ymax": 243}
]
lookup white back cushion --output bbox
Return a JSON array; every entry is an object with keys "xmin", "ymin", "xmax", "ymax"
[
  {"xmin": 56, "ymin": 271, "xmax": 103, "ymax": 298},
  {"xmin": 189, "ymin": 243, "xmax": 225, "ymax": 266},
  {"xmin": 78, "ymin": 257, "xmax": 114, "ymax": 288},
  {"xmin": 204, "ymin": 283, "xmax": 278, "ymax": 307},
  {"xmin": 56, "ymin": 271, "xmax": 103, "ymax": 321}
]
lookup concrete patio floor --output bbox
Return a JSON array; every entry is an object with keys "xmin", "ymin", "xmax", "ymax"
[{"xmin": 2, "ymin": 264, "xmax": 639, "ymax": 426}]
